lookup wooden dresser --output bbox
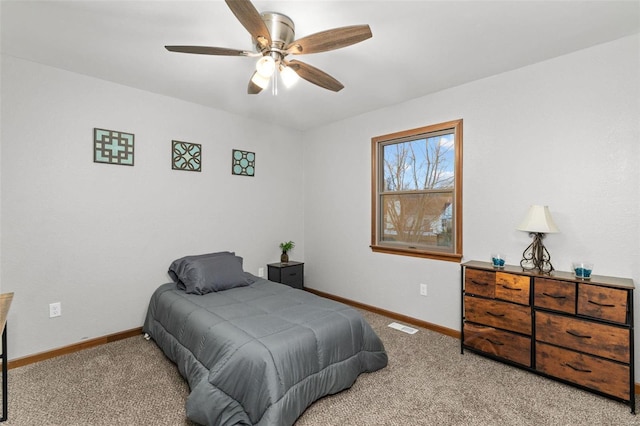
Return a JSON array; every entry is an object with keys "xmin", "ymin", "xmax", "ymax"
[{"xmin": 461, "ymin": 261, "xmax": 635, "ymax": 413}]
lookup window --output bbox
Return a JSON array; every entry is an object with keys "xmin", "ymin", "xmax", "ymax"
[{"xmin": 371, "ymin": 119, "xmax": 462, "ymax": 261}]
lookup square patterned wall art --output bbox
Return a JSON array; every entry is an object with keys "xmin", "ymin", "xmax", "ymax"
[
  {"xmin": 94, "ymin": 128, "xmax": 134, "ymax": 166},
  {"xmin": 172, "ymin": 140, "xmax": 202, "ymax": 172},
  {"xmin": 232, "ymin": 149, "xmax": 255, "ymax": 176}
]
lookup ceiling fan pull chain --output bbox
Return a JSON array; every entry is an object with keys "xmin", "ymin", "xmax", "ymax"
[{"xmin": 272, "ymin": 72, "xmax": 278, "ymax": 96}]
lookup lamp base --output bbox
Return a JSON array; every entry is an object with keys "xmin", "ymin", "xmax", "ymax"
[{"xmin": 520, "ymin": 232, "xmax": 554, "ymax": 273}]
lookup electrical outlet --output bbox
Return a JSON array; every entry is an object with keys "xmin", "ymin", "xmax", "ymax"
[
  {"xmin": 258, "ymin": 267, "xmax": 265, "ymax": 277},
  {"xmin": 49, "ymin": 302, "xmax": 61, "ymax": 318},
  {"xmin": 420, "ymin": 283, "xmax": 428, "ymax": 297}
]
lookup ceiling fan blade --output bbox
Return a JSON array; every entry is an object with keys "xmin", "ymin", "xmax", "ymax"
[
  {"xmin": 247, "ymin": 72, "xmax": 264, "ymax": 94},
  {"xmin": 286, "ymin": 60, "xmax": 344, "ymax": 92},
  {"xmin": 286, "ymin": 25, "xmax": 372, "ymax": 55},
  {"xmin": 225, "ymin": 0, "xmax": 272, "ymax": 49},
  {"xmin": 165, "ymin": 45, "xmax": 255, "ymax": 56}
]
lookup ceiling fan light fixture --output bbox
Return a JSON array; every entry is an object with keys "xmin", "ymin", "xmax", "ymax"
[
  {"xmin": 280, "ymin": 64, "xmax": 300, "ymax": 88},
  {"xmin": 251, "ymin": 72, "xmax": 270, "ymax": 89},
  {"xmin": 255, "ymin": 55, "xmax": 276, "ymax": 78}
]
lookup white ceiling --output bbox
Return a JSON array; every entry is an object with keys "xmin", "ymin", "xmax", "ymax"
[{"xmin": 2, "ymin": 1, "xmax": 639, "ymax": 131}]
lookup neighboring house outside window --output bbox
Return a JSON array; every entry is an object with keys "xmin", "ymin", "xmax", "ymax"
[{"xmin": 371, "ymin": 119, "xmax": 463, "ymax": 262}]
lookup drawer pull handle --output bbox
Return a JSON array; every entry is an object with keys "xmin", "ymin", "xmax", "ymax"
[
  {"xmin": 486, "ymin": 311, "xmax": 505, "ymax": 318},
  {"xmin": 471, "ymin": 280, "xmax": 488, "ymax": 286},
  {"xmin": 566, "ymin": 330, "xmax": 592, "ymax": 339},
  {"xmin": 485, "ymin": 338, "xmax": 504, "ymax": 346},
  {"xmin": 542, "ymin": 292, "xmax": 566, "ymax": 299},
  {"xmin": 588, "ymin": 300, "xmax": 615, "ymax": 308},
  {"xmin": 501, "ymin": 285, "xmax": 521, "ymax": 291},
  {"xmin": 565, "ymin": 363, "xmax": 592, "ymax": 373}
]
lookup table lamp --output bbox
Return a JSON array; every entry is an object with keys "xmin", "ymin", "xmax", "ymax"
[{"xmin": 517, "ymin": 205, "xmax": 559, "ymax": 273}]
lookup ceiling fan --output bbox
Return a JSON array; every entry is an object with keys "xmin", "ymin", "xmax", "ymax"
[{"xmin": 165, "ymin": 0, "xmax": 373, "ymax": 94}]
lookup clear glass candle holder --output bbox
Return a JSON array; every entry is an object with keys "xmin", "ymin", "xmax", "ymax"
[
  {"xmin": 491, "ymin": 254, "xmax": 506, "ymax": 269},
  {"xmin": 572, "ymin": 262, "xmax": 593, "ymax": 279}
]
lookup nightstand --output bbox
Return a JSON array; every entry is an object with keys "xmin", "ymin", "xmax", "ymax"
[{"xmin": 267, "ymin": 261, "xmax": 304, "ymax": 289}]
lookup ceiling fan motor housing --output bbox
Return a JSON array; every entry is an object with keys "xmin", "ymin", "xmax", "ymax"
[{"xmin": 256, "ymin": 12, "xmax": 295, "ymax": 57}]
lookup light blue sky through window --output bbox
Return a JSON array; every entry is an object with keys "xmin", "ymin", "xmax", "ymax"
[{"xmin": 383, "ymin": 133, "xmax": 454, "ymax": 191}]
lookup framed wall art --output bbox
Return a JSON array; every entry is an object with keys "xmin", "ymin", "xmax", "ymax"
[
  {"xmin": 232, "ymin": 149, "xmax": 255, "ymax": 177},
  {"xmin": 172, "ymin": 140, "xmax": 202, "ymax": 172},
  {"xmin": 94, "ymin": 128, "xmax": 134, "ymax": 166}
]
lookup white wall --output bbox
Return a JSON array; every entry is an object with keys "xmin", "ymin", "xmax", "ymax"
[
  {"xmin": 0, "ymin": 56, "xmax": 304, "ymax": 359},
  {"xmin": 304, "ymin": 35, "xmax": 639, "ymax": 373},
  {"xmin": 1, "ymin": 33, "xmax": 638, "ymax": 382}
]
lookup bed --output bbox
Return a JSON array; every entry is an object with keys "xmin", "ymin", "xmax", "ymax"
[{"xmin": 142, "ymin": 252, "xmax": 388, "ymax": 426}]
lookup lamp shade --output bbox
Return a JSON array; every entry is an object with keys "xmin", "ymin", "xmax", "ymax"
[
  {"xmin": 517, "ymin": 205, "xmax": 559, "ymax": 233},
  {"xmin": 250, "ymin": 71, "xmax": 270, "ymax": 89},
  {"xmin": 280, "ymin": 64, "xmax": 299, "ymax": 88},
  {"xmin": 255, "ymin": 56, "xmax": 276, "ymax": 78}
]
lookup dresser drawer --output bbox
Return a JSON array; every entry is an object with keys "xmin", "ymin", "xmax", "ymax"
[
  {"xmin": 578, "ymin": 284, "xmax": 628, "ymax": 325},
  {"xmin": 536, "ymin": 342, "xmax": 630, "ymax": 401},
  {"xmin": 535, "ymin": 311, "xmax": 629, "ymax": 363},
  {"xmin": 464, "ymin": 296, "xmax": 531, "ymax": 335},
  {"xmin": 465, "ymin": 268, "xmax": 495, "ymax": 298},
  {"xmin": 279, "ymin": 264, "xmax": 303, "ymax": 286},
  {"xmin": 534, "ymin": 278, "xmax": 576, "ymax": 314},
  {"xmin": 496, "ymin": 272, "xmax": 530, "ymax": 305},
  {"xmin": 464, "ymin": 323, "xmax": 531, "ymax": 367}
]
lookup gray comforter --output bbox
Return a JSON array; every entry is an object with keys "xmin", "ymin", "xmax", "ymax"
[{"xmin": 143, "ymin": 278, "xmax": 388, "ymax": 425}]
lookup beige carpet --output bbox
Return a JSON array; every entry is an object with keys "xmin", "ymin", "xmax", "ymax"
[{"xmin": 3, "ymin": 310, "xmax": 639, "ymax": 425}]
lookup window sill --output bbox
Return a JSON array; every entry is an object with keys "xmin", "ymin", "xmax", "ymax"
[{"xmin": 370, "ymin": 245, "xmax": 462, "ymax": 262}]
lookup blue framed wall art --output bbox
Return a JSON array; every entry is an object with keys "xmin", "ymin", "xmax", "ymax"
[
  {"xmin": 232, "ymin": 149, "xmax": 255, "ymax": 177},
  {"xmin": 94, "ymin": 128, "xmax": 134, "ymax": 166},
  {"xmin": 172, "ymin": 140, "xmax": 202, "ymax": 172}
]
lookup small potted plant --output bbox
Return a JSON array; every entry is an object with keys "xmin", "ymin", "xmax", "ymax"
[{"xmin": 279, "ymin": 241, "xmax": 295, "ymax": 263}]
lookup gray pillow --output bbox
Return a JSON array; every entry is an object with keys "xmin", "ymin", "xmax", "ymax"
[
  {"xmin": 169, "ymin": 252, "xmax": 252, "ymax": 294},
  {"xmin": 168, "ymin": 251, "xmax": 234, "ymax": 285}
]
